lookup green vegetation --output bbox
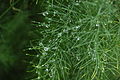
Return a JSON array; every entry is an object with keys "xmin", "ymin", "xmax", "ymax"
[{"xmin": 0, "ymin": 0, "xmax": 120, "ymax": 80}]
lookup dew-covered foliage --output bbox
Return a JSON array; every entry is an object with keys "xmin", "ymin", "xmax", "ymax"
[
  {"xmin": 27, "ymin": 0, "xmax": 120, "ymax": 80},
  {"xmin": 0, "ymin": 0, "xmax": 120, "ymax": 80}
]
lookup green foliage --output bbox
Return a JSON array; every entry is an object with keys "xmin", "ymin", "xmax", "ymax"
[
  {"xmin": 28, "ymin": 0, "xmax": 120, "ymax": 80},
  {"xmin": 0, "ymin": 0, "xmax": 120, "ymax": 80}
]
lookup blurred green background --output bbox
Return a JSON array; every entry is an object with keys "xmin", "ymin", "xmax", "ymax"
[{"xmin": 0, "ymin": 0, "xmax": 42, "ymax": 80}]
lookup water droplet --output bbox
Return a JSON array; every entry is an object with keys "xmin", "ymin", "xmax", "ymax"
[
  {"xmin": 77, "ymin": 37, "xmax": 80, "ymax": 40},
  {"xmin": 26, "ymin": 54, "xmax": 29, "ymax": 55},
  {"xmin": 37, "ymin": 77, "xmax": 40, "ymax": 79},
  {"xmin": 76, "ymin": 1, "xmax": 79, "ymax": 2},
  {"xmin": 96, "ymin": 24, "xmax": 100, "ymax": 27},
  {"xmin": 42, "ymin": 11, "xmax": 49, "ymax": 16},
  {"xmin": 29, "ymin": 61, "xmax": 33, "ymax": 64},
  {"xmin": 74, "ymin": 3, "xmax": 79, "ymax": 6},
  {"xmin": 39, "ymin": 42, "xmax": 43, "ymax": 46},
  {"xmin": 93, "ymin": 49, "xmax": 96, "ymax": 52},
  {"xmin": 45, "ymin": 69, "xmax": 49, "ymax": 72},
  {"xmin": 42, "ymin": 52, "xmax": 48, "ymax": 55},
  {"xmin": 44, "ymin": 47, "xmax": 49, "ymax": 51},
  {"xmin": 60, "ymin": 18, "xmax": 62, "ymax": 21},
  {"xmin": 47, "ymin": 18, "xmax": 52, "ymax": 21},
  {"xmin": 58, "ymin": 33, "xmax": 62, "ymax": 37},
  {"xmin": 77, "ymin": 57, "xmax": 80, "ymax": 60},
  {"xmin": 76, "ymin": 25, "xmax": 80, "ymax": 29},
  {"xmin": 36, "ymin": 71, "xmax": 38, "ymax": 73},
  {"xmin": 88, "ymin": 52, "xmax": 91, "ymax": 55},
  {"xmin": 45, "ymin": 64, "xmax": 49, "ymax": 67},
  {"xmin": 53, "ymin": 11, "xmax": 57, "ymax": 16},
  {"xmin": 45, "ymin": 24, "xmax": 49, "ymax": 28},
  {"xmin": 94, "ymin": 58, "xmax": 96, "ymax": 60},
  {"xmin": 102, "ymin": 68, "xmax": 104, "ymax": 72},
  {"xmin": 36, "ymin": 65, "xmax": 39, "ymax": 68},
  {"xmin": 50, "ymin": 59, "xmax": 55, "ymax": 62},
  {"xmin": 28, "ymin": 48, "xmax": 32, "ymax": 50},
  {"xmin": 38, "ymin": 25, "xmax": 41, "ymax": 27},
  {"xmin": 63, "ymin": 29, "xmax": 68, "ymax": 33},
  {"xmin": 32, "ymin": 21, "xmax": 36, "ymax": 23},
  {"xmin": 108, "ymin": 21, "xmax": 112, "ymax": 23},
  {"xmin": 36, "ymin": 55, "xmax": 39, "ymax": 57},
  {"xmin": 50, "ymin": 75, "xmax": 53, "ymax": 78}
]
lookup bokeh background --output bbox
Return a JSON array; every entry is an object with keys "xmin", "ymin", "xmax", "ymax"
[{"xmin": 0, "ymin": 0, "xmax": 43, "ymax": 79}]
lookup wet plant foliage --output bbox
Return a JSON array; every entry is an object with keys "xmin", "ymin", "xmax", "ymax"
[{"xmin": 0, "ymin": 0, "xmax": 120, "ymax": 80}]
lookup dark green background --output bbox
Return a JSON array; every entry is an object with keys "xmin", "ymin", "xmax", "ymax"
[{"xmin": 0, "ymin": 0, "xmax": 44, "ymax": 80}]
